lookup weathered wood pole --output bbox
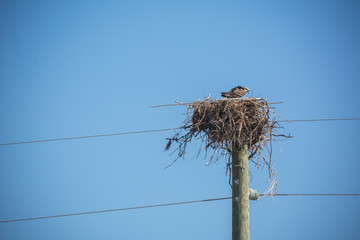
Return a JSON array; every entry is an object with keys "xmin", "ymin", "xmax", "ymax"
[{"xmin": 232, "ymin": 140, "xmax": 249, "ymax": 240}]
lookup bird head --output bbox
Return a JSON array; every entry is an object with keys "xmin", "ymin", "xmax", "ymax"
[{"xmin": 236, "ymin": 86, "xmax": 249, "ymax": 93}]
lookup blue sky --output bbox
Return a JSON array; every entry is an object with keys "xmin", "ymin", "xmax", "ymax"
[{"xmin": 0, "ymin": 1, "xmax": 359, "ymax": 239}]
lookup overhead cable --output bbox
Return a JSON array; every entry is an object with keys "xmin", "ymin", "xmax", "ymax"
[
  {"xmin": 1, "ymin": 118, "xmax": 359, "ymax": 146},
  {"xmin": 1, "ymin": 194, "xmax": 359, "ymax": 223},
  {"xmin": 0, "ymin": 128, "xmax": 180, "ymax": 146}
]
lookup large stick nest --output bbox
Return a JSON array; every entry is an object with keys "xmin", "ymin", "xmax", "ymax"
[{"xmin": 165, "ymin": 97, "xmax": 291, "ymax": 192}]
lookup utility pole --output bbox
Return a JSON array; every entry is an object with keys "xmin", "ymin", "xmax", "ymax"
[{"xmin": 232, "ymin": 140, "xmax": 249, "ymax": 240}]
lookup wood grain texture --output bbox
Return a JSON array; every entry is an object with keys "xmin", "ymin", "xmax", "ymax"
[{"xmin": 232, "ymin": 141, "xmax": 249, "ymax": 240}]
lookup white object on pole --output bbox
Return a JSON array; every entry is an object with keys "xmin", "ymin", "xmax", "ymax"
[{"xmin": 249, "ymin": 188, "xmax": 260, "ymax": 200}]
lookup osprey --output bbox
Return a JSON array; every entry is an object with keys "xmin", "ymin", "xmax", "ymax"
[{"xmin": 221, "ymin": 86, "xmax": 249, "ymax": 98}]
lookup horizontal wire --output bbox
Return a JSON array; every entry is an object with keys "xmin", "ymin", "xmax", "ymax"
[
  {"xmin": 148, "ymin": 101, "xmax": 283, "ymax": 108},
  {"xmin": 0, "ymin": 197, "xmax": 231, "ymax": 223},
  {"xmin": 0, "ymin": 118, "xmax": 359, "ymax": 146},
  {"xmin": 278, "ymin": 118, "xmax": 360, "ymax": 122},
  {"xmin": 260, "ymin": 193, "xmax": 360, "ymax": 196},
  {"xmin": 0, "ymin": 128, "xmax": 180, "ymax": 146},
  {"xmin": 1, "ymin": 194, "xmax": 359, "ymax": 223}
]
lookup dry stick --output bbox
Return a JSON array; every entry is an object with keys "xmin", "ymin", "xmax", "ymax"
[{"xmin": 268, "ymin": 108, "xmax": 292, "ymax": 123}]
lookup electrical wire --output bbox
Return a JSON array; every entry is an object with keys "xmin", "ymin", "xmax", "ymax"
[
  {"xmin": 0, "ymin": 118, "xmax": 359, "ymax": 146},
  {"xmin": 0, "ymin": 197, "xmax": 231, "ymax": 223},
  {"xmin": 278, "ymin": 118, "xmax": 360, "ymax": 122},
  {"xmin": 1, "ymin": 194, "xmax": 359, "ymax": 223},
  {"xmin": 259, "ymin": 193, "xmax": 360, "ymax": 196},
  {"xmin": 148, "ymin": 101, "xmax": 284, "ymax": 108},
  {"xmin": 0, "ymin": 128, "xmax": 180, "ymax": 146}
]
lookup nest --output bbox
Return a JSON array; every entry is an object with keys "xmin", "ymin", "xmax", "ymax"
[{"xmin": 165, "ymin": 97, "xmax": 291, "ymax": 192}]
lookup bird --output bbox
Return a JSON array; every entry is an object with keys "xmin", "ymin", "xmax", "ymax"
[{"xmin": 221, "ymin": 86, "xmax": 249, "ymax": 98}]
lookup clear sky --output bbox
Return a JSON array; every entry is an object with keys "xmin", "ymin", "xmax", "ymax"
[{"xmin": 1, "ymin": 0, "xmax": 360, "ymax": 239}]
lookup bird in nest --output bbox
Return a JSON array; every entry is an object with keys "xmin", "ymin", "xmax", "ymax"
[{"xmin": 221, "ymin": 86, "xmax": 249, "ymax": 98}]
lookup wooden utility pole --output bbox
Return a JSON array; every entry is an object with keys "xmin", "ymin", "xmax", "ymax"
[{"xmin": 232, "ymin": 140, "xmax": 249, "ymax": 240}]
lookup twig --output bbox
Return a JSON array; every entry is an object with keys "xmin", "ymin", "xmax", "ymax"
[{"xmin": 268, "ymin": 109, "xmax": 292, "ymax": 123}]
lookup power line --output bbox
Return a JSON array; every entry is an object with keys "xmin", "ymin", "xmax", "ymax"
[
  {"xmin": 0, "ymin": 128, "xmax": 180, "ymax": 146},
  {"xmin": 0, "ymin": 197, "xmax": 231, "ymax": 223},
  {"xmin": 278, "ymin": 118, "xmax": 360, "ymax": 123},
  {"xmin": 148, "ymin": 101, "xmax": 284, "ymax": 108},
  {"xmin": 0, "ymin": 118, "xmax": 359, "ymax": 146},
  {"xmin": 1, "ymin": 194, "xmax": 359, "ymax": 223},
  {"xmin": 260, "ymin": 193, "xmax": 360, "ymax": 196}
]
